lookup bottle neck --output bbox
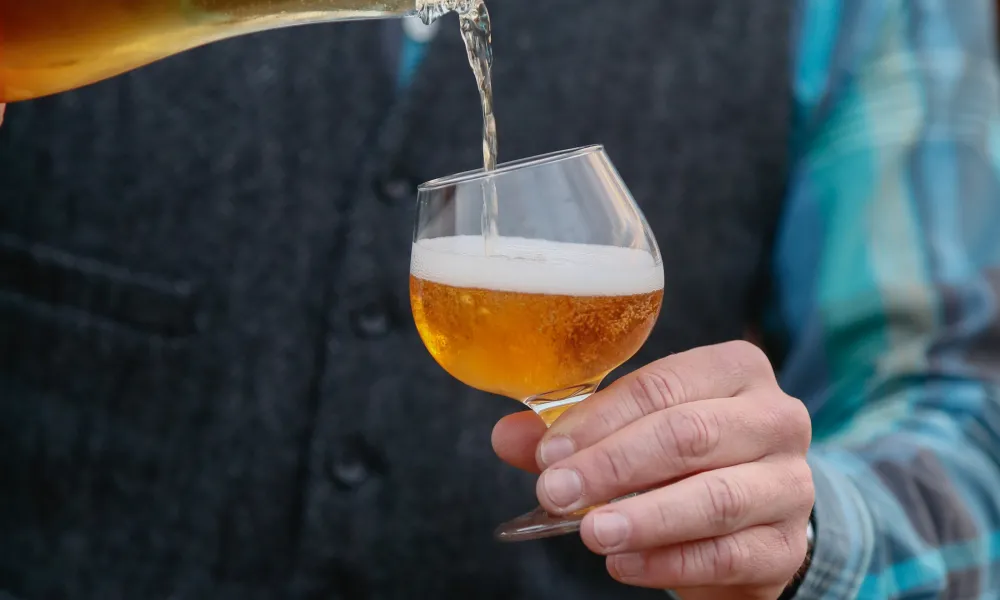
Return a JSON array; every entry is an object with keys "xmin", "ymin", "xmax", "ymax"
[
  {"xmin": 194, "ymin": 0, "xmax": 419, "ymax": 24},
  {"xmin": 219, "ymin": 0, "xmax": 472, "ymax": 27}
]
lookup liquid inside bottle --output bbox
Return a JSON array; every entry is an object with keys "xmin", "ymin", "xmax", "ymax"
[
  {"xmin": 0, "ymin": 0, "xmax": 442, "ymax": 102},
  {"xmin": 0, "ymin": 0, "xmax": 501, "ymax": 258}
]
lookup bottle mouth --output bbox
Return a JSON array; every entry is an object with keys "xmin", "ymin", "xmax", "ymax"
[
  {"xmin": 418, "ymin": 145, "xmax": 605, "ymax": 191},
  {"xmin": 416, "ymin": 0, "xmax": 479, "ymax": 24}
]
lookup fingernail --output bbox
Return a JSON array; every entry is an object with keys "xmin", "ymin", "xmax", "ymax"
[
  {"xmin": 539, "ymin": 468, "xmax": 583, "ymax": 509},
  {"xmin": 591, "ymin": 512, "xmax": 630, "ymax": 550},
  {"xmin": 611, "ymin": 553, "xmax": 645, "ymax": 580},
  {"xmin": 539, "ymin": 436, "xmax": 576, "ymax": 467}
]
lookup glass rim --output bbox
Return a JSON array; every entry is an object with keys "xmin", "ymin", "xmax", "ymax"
[{"xmin": 418, "ymin": 145, "xmax": 605, "ymax": 191}]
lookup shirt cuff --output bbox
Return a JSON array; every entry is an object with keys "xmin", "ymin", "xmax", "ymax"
[{"xmin": 793, "ymin": 452, "xmax": 875, "ymax": 599}]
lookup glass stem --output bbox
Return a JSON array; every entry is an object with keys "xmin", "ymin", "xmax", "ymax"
[{"xmin": 524, "ymin": 383, "xmax": 600, "ymax": 427}]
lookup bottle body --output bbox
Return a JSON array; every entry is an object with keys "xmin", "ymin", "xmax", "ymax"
[{"xmin": 0, "ymin": 0, "xmax": 419, "ymax": 102}]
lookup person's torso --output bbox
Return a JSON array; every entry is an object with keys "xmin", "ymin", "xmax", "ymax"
[{"xmin": 0, "ymin": 1, "xmax": 792, "ymax": 598}]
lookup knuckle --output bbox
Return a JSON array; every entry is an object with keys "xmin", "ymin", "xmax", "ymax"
[
  {"xmin": 725, "ymin": 339, "xmax": 771, "ymax": 368},
  {"xmin": 655, "ymin": 494, "xmax": 675, "ymax": 536},
  {"xmin": 756, "ymin": 400, "xmax": 789, "ymax": 444},
  {"xmin": 657, "ymin": 408, "xmax": 720, "ymax": 466},
  {"xmin": 630, "ymin": 364, "xmax": 687, "ymax": 412},
  {"xmin": 595, "ymin": 402, "xmax": 630, "ymax": 438},
  {"xmin": 760, "ymin": 394, "xmax": 812, "ymax": 451},
  {"xmin": 767, "ymin": 524, "xmax": 793, "ymax": 555},
  {"xmin": 787, "ymin": 461, "xmax": 816, "ymax": 509},
  {"xmin": 768, "ymin": 525, "xmax": 808, "ymax": 580},
  {"xmin": 786, "ymin": 397, "xmax": 814, "ymax": 449},
  {"xmin": 703, "ymin": 475, "xmax": 748, "ymax": 530},
  {"xmin": 675, "ymin": 540, "xmax": 702, "ymax": 581},
  {"xmin": 709, "ymin": 535, "xmax": 747, "ymax": 579},
  {"xmin": 721, "ymin": 340, "xmax": 775, "ymax": 385},
  {"xmin": 590, "ymin": 442, "xmax": 635, "ymax": 489},
  {"xmin": 673, "ymin": 535, "xmax": 748, "ymax": 583}
]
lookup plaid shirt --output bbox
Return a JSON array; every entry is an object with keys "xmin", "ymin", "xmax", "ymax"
[{"xmin": 770, "ymin": 0, "xmax": 1000, "ymax": 597}]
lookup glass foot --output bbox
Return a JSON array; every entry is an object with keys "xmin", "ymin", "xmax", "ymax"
[
  {"xmin": 494, "ymin": 492, "xmax": 646, "ymax": 543},
  {"xmin": 494, "ymin": 505, "xmax": 590, "ymax": 542}
]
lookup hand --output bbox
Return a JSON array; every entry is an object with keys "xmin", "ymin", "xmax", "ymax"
[
  {"xmin": 493, "ymin": 341, "xmax": 814, "ymax": 599},
  {"xmin": 0, "ymin": 104, "xmax": 5, "ymax": 127}
]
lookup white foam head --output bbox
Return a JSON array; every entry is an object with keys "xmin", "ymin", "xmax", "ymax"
[{"xmin": 410, "ymin": 236, "xmax": 664, "ymax": 296}]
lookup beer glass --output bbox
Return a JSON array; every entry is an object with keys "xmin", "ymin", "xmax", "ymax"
[{"xmin": 410, "ymin": 146, "xmax": 664, "ymax": 542}]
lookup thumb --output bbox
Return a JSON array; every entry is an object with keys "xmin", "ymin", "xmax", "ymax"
[
  {"xmin": 492, "ymin": 410, "xmax": 547, "ymax": 474},
  {"xmin": 0, "ymin": 104, "xmax": 5, "ymax": 127}
]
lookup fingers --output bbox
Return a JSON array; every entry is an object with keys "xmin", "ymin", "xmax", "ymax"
[
  {"xmin": 537, "ymin": 341, "xmax": 775, "ymax": 469},
  {"xmin": 492, "ymin": 411, "xmax": 546, "ymax": 474},
  {"xmin": 0, "ymin": 105, "xmax": 5, "ymax": 127},
  {"xmin": 535, "ymin": 394, "xmax": 810, "ymax": 513},
  {"xmin": 579, "ymin": 461, "xmax": 814, "ymax": 555},
  {"xmin": 605, "ymin": 523, "xmax": 806, "ymax": 590}
]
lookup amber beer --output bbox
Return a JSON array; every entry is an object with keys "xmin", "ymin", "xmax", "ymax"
[
  {"xmin": 0, "ymin": 0, "xmax": 423, "ymax": 102},
  {"xmin": 410, "ymin": 236, "xmax": 664, "ymax": 404}
]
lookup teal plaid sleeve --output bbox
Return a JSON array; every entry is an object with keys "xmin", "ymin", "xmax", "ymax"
[{"xmin": 771, "ymin": 0, "xmax": 1000, "ymax": 598}]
